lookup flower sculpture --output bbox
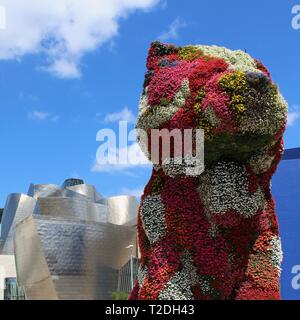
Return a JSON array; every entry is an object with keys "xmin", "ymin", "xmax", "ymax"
[{"xmin": 129, "ymin": 42, "xmax": 288, "ymax": 300}]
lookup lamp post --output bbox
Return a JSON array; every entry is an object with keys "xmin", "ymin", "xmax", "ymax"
[{"xmin": 126, "ymin": 245, "xmax": 134, "ymax": 290}]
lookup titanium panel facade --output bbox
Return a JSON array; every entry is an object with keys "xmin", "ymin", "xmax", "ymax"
[
  {"xmin": 1, "ymin": 178, "xmax": 139, "ymax": 300},
  {"xmin": 0, "ymin": 194, "xmax": 37, "ymax": 254},
  {"xmin": 37, "ymin": 197, "xmax": 108, "ymax": 223},
  {"xmin": 15, "ymin": 215, "xmax": 137, "ymax": 299},
  {"xmin": 105, "ymin": 196, "xmax": 139, "ymax": 226},
  {"xmin": 66, "ymin": 184, "xmax": 102, "ymax": 202}
]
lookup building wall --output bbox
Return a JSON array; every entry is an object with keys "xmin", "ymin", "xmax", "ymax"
[
  {"xmin": 0, "ymin": 194, "xmax": 37, "ymax": 255},
  {"xmin": 272, "ymin": 150, "xmax": 300, "ymax": 300},
  {"xmin": 0, "ymin": 255, "xmax": 17, "ymax": 300},
  {"xmin": 0, "ymin": 178, "xmax": 139, "ymax": 300},
  {"xmin": 15, "ymin": 215, "xmax": 137, "ymax": 300}
]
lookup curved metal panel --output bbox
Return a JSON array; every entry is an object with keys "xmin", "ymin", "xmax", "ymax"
[
  {"xmin": 88, "ymin": 203, "xmax": 108, "ymax": 223},
  {"xmin": 15, "ymin": 215, "xmax": 137, "ymax": 300},
  {"xmin": 14, "ymin": 216, "xmax": 58, "ymax": 300},
  {"xmin": 2, "ymin": 178, "xmax": 139, "ymax": 299},
  {"xmin": 0, "ymin": 194, "xmax": 37, "ymax": 255},
  {"xmin": 106, "ymin": 196, "xmax": 138, "ymax": 226},
  {"xmin": 37, "ymin": 197, "xmax": 108, "ymax": 223},
  {"xmin": 27, "ymin": 184, "xmax": 61, "ymax": 199},
  {"xmin": 66, "ymin": 184, "xmax": 102, "ymax": 202}
]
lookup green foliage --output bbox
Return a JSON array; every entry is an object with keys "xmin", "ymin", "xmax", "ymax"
[
  {"xmin": 195, "ymin": 88, "xmax": 206, "ymax": 103},
  {"xmin": 160, "ymin": 97, "xmax": 171, "ymax": 106},
  {"xmin": 151, "ymin": 41, "xmax": 178, "ymax": 56},
  {"xmin": 204, "ymin": 133, "xmax": 273, "ymax": 166},
  {"xmin": 151, "ymin": 175, "xmax": 164, "ymax": 195},
  {"xmin": 111, "ymin": 291, "xmax": 130, "ymax": 300},
  {"xmin": 178, "ymin": 46, "xmax": 203, "ymax": 61}
]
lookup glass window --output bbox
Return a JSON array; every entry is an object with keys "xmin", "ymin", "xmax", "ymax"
[{"xmin": 4, "ymin": 278, "xmax": 26, "ymax": 300}]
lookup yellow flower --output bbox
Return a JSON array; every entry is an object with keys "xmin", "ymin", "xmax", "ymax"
[
  {"xmin": 219, "ymin": 71, "xmax": 249, "ymax": 115},
  {"xmin": 193, "ymin": 103, "xmax": 202, "ymax": 115},
  {"xmin": 195, "ymin": 88, "xmax": 206, "ymax": 103},
  {"xmin": 235, "ymin": 104, "xmax": 246, "ymax": 113},
  {"xmin": 178, "ymin": 46, "xmax": 203, "ymax": 61},
  {"xmin": 219, "ymin": 71, "xmax": 247, "ymax": 94}
]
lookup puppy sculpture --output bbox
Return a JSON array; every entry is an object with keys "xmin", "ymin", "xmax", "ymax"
[{"xmin": 129, "ymin": 42, "xmax": 288, "ymax": 300}]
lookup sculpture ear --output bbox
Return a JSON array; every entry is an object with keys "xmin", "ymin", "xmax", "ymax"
[
  {"xmin": 148, "ymin": 41, "xmax": 178, "ymax": 58},
  {"xmin": 146, "ymin": 41, "xmax": 178, "ymax": 72}
]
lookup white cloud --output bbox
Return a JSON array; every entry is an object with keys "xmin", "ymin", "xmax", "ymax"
[
  {"xmin": 120, "ymin": 187, "xmax": 144, "ymax": 198},
  {"xmin": 44, "ymin": 59, "xmax": 81, "ymax": 79},
  {"xmin": 0, "ymin": 0, "xmax": 160, "ymax": 78},
  {"xmin": 104, "ymin": 107, "xmax": 136, "ymax": 123},
  {"xmin": 288, "ymin": 105, "xmax": 300, "ymax": 126},
  {"xmin": 288, "ymin": 112, "xmax": 300, "ymax": 126},
  {"xmin": 92, "ymin": 142, "xmax": 150, "ymax": 173},
  {"xmin": 28, "ymin": 111, "xmax": 50, "ymax": 121},
  {"xmin": 158, "ymin": 16, "xmax": 187, "ymax": 41},
  {"xmin": 28, "ymin": 110, "xmax": 59, "ymax": 122},
  {"xmin": 0, "ymin": 5, "xmax": 6, "ymax": 30}
]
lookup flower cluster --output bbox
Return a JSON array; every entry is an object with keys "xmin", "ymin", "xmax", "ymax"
[
  {"xmin": 129, "ymin": 42, "xmax": 288, "ymax": 300},
  {"xmin": 198, "ymin": 162, "xmax": 265, "ymax": 220},
  {"xmin": 140, "ymin": 195, "xmax": 166, "ymax": 244},
  {"xmin": 158, "ymin": 270, "xmax": 194, "ymax": 300}
]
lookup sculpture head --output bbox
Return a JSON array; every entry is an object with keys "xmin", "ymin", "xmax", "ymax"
[{"xmin": 137, "ymin": 41, "xmax": 288, "ymax": 174}]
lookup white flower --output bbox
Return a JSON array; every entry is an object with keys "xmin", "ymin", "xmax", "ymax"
[
  {"xmin": 138, "ymin": 94, "xmax": 149, "ymax": 114},
  {"xmin": 203, "ymin": 106, "xmax": 220, "ymax": 127},
  {"xmin": 162, "ymin": 155, "xmax": 204, "ymax": 178},
  {"xmin": 158, "ymin": 270, "xmax": 194, "ymax": 300},
  {"xmin": 173, "ymin": 79, "xmax": 190, "ymax": 108},
  {"xmin": 137, "ymin": 265, "xmax": 148, "ymax": 288},
  {"xmin": 181, "ymin": 251, "xmax": 201, "ymax": 286},
  {"xmin": 140, "ymin": 195, "xmax": 166, "ymax": 244},
  {"xmin": 162, "ymin": 157, "xmax": 186, "ymax": 177},
  {"xmin": 269, "ymin": 235, "xmax": 283, "ymax": 274},
  {"xmin": 198, "ymin": 162, "xmax": 265, "ymax": 218},
  {"xmin": 137, "ymin": 79, "xmax": 190, "ymax": 133},
  {"xmin": 196, "ymin": 45, "xmax": 258, "ymax": 73}
]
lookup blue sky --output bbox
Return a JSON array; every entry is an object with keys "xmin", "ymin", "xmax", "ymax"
[{"xmin": 0, "ymin": 0, "xmax": 299, "ymax": 206}]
